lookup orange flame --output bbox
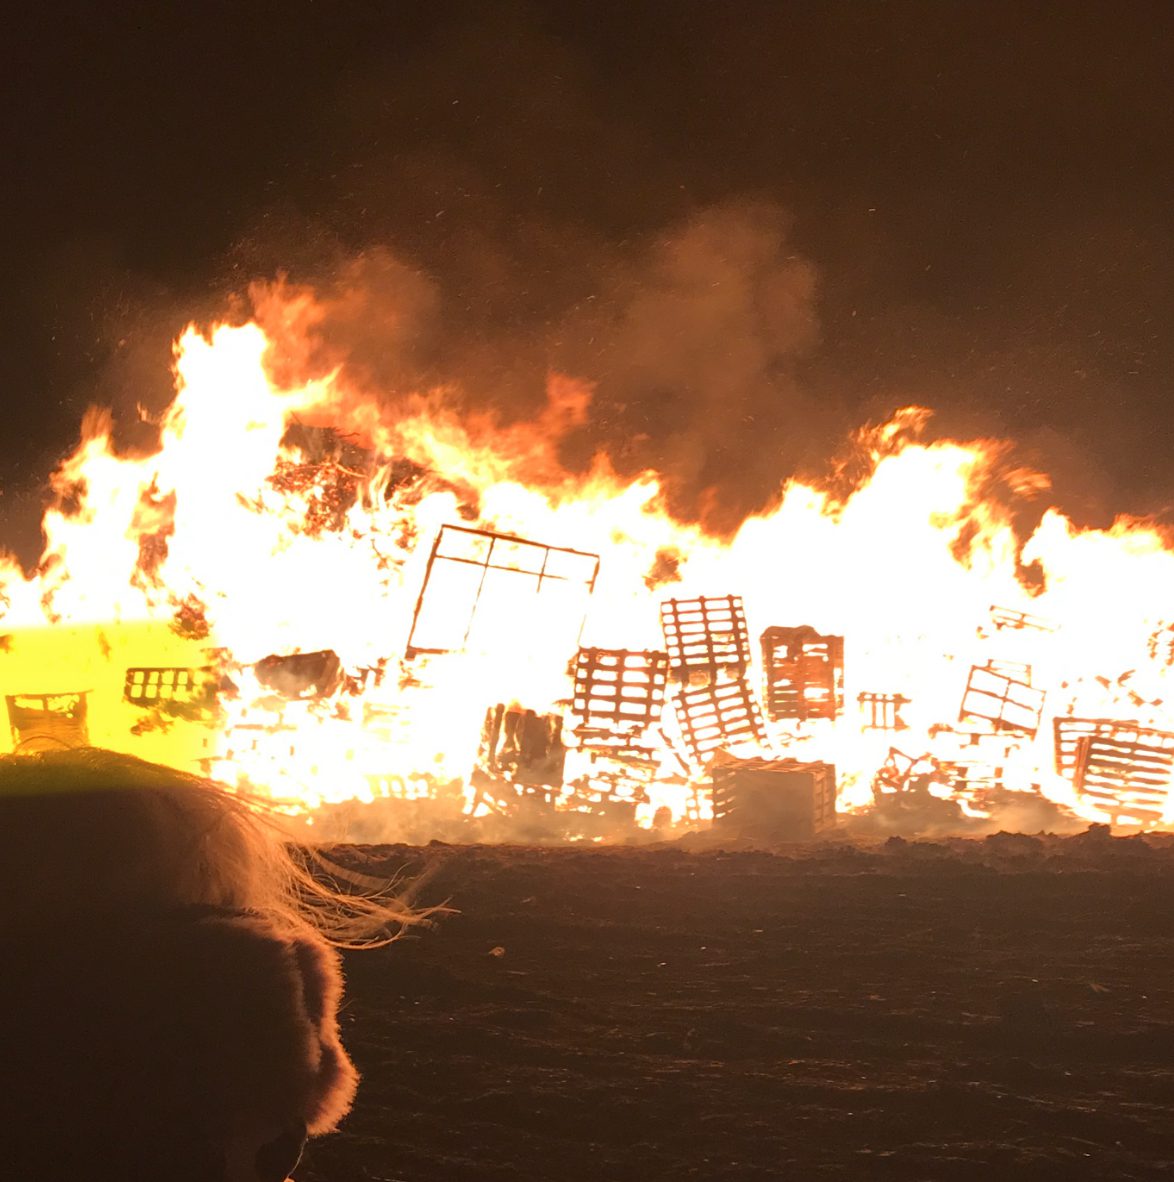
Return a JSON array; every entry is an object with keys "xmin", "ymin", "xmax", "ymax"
[{"xmin": 2, "ymin": 282, "xmax": 1173, "ymax": 832}]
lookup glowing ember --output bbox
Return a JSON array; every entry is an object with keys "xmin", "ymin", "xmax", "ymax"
[{"xmin": 3, "ymin": 283, "xmax": 1174, "ymax": 834}]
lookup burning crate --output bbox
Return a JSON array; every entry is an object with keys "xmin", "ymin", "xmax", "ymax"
[
  {"xmin": 959, "ymin": 664, "xmax": 1045, "ymax": 737},
  {"xmin": 1060, "ymin": 720, "xmax": 1174, "ymax": 824},
  {"xmin": 760, "ymin": 626, "xmax": 844, "ymax": 721},
  {"xmin": 711, "ymin": 758, "xmax": 836, "ymax": 840},
  {"xmin": 571, "ymin": 648, "xmax": 668, "ymax": 733},
  {"xmin": 660, "ymin": 595, "xmax": 751, "ymax": 682},
  {"xmin": 5, "ymin": 692, "xmax": 90, "ymax": 753},
  {"xmin": 673, "ymin": 679, "xmax": 769, "ymax": 765}
]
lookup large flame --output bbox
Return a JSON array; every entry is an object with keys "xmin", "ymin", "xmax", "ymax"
[{"xmin": 3, "ymin": 282, "xmax": 1174, "ymax": 832}]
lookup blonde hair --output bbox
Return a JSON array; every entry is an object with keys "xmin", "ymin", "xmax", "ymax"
[{"xmin": 0, "ymin": 748, "xmax": 425, "ymax": 947}]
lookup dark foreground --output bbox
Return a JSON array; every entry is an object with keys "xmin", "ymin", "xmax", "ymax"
[{"xmin": 299, "ymin": 832, "xmax": 1174, "ymax": 1181}]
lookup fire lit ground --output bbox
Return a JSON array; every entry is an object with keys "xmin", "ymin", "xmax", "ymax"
[
  {"xmin": 298, "ymin": 837, "xmax": 1174, "ymax": 1181},
  {"xmin": 2, "ymin": 281, "xmax": 1174, "ymax": 837}
]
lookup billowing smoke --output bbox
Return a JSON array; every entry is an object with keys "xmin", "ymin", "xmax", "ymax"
[{"xmin": 244, "ymin": 200, "xmax": 837, "ymax": 533}]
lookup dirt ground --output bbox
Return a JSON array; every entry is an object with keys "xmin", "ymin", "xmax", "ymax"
[{"xmin": 298, "ymin": 830, "xmax": 1174, "ymax": 1181}]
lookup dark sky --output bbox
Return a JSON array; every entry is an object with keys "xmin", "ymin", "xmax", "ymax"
[{"xmin": 2, "ymin": 1, "xmax": 1172, "ymax": 561}]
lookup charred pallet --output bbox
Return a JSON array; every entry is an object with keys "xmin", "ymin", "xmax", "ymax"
[
  {"xmin": 571, "ymin": 647, "xmax": 668, "ymax": 733},
  {"xmin": 124, "ymin": 666, "xmax": 205, "ymax": 704},
  {"xmin": 1071, "ymin": 728, "xmax": 1174, "ymax": 824},
  {"xmin": 1053, "ymin": 717, "xmax": 1171, "ymax": 778},
  {"xmin": 562, "ymin": 776, "xmax": 646, "ymax": 823},
  {"xmin": 760, "ymin": 626, "xmax": 844, "ymax": 721},
  {"xmin": 673, "ymin": 678, "xmax": 769, "ymax": 765},
  {"xmin": 858, "ymin": 692, "xmax": 909, "ymax": 730},
  {"xmin": 660, "ymin": 595, "xmax": 751, "ymax": 683},
  {"xmin": 711, "ymin": 757, "xmax": 836, "ymax": 840}
]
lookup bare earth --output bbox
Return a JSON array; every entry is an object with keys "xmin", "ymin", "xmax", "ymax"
[{"xmin": 298, "ymin": 832, "xmax": 1174, "ymax": 1181}]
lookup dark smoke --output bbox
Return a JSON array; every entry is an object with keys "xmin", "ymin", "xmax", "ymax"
[{"xmin": 3, "ymin": 3, "xmax": 1172, "ymax": 566}]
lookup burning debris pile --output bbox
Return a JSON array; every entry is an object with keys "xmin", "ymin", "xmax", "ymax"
[{"xmin": 2, "ymin": 298, "xmax": 1174, "ymax": 839}]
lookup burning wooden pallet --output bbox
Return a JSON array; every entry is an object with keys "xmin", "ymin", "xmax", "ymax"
[
  {"xmin": 1053, "ymin": 717, "xmax": 1174, "ymax": 778},
  {"xmin": 660, "ymin": 595, "xmax": 751, "ymax": 682},
  {"xmin": 563, "ymin": 762, "xmax": 650, "ymax": 821},
  {"xmin": 571, "ymin": 647, "xmax": 668, "ymax": 733},
  {"xmin": 5, "ymin": 691, "xmax": 90, "ymax": 752},
  {"xmin": 711, "ymin": 757, "xmax": 836, "ymax": 840},
  {"xmin": 571, "ymin": 728, "xmax": 691, "ymax": 817},
  {"xmin": 959, "ymin": 664, "xmax": 1045, "ymax": 737},
  {"xmin": 1054, "ymin": 717, "xmax": 1108, "ymax": 778},
  {"xmin": 1054, "ymin": 718, "xmax": 1174, "ymax": 824},
  {"xmin": 858, "ymin": 692, "xmax": 909, "ymax": 730},
  {"xmin": 123, "ymin": 666, "xmax": 206, "ymax": 705},
  {"xmin": 760, "ymin": 626, "xmax": 844, "ymax": 721},
  {"xmin": 673, "ymin": 679, "xmax": 769, "ymax": 765}
]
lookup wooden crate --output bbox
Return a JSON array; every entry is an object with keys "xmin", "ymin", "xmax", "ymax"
[{"xmin": 711, "ymin": 758, "xmax": 836, "ymax": 841}]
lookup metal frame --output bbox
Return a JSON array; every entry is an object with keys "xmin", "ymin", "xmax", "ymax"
[{"xmin": 406, "ymin": 524, "xmax": 600, "ymax": 658}]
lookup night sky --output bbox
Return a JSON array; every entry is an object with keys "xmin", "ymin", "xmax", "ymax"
[{"xmin": 3, "ymin": 1, "xmax": 1172, "ymax": 563}]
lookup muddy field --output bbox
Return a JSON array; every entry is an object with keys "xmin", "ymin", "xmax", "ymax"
[{"xmin": 299, "ymin": 830, "xmax": 1174, "ymax": 1181}]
